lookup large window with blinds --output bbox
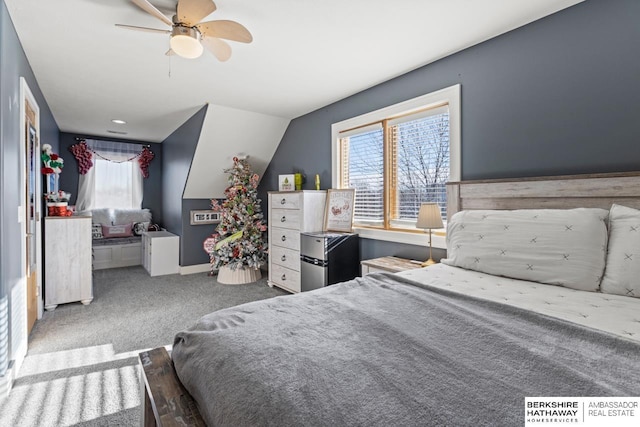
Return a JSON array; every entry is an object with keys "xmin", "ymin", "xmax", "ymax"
[{"xmin": 332, "ymin": 85, "xmax": 460, "ymax": 242}]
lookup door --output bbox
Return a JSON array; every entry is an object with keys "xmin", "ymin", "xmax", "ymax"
[{"xmin": 25, "ymin": 101, "xmax": 38, "ymax": 334}]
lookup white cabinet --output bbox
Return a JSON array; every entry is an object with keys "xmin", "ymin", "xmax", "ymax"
[
  {"xmin": 45, "ymin": 216, "xmax": 93, "ymax": 310},
  {"xmin": 142, "ymin": 231, "xmax": 179, "ymax": 276},
  {"xmin": 268, "ymin": 191, "xmax": 326, "ymax": 293}
]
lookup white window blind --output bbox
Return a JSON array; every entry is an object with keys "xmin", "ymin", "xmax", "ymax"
[
  {"xmin": 340, "ymin": 124, "xmax": 384, "ymax": 225},
  {"xmin": 390, "ymin": 105, "xmax": 449, "ymax": 228}
]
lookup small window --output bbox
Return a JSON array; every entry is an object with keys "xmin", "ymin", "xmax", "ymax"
[
  {"xmin": 93, "ymin": 158, "xmax": 139, "ymax": 209},
  {"xmin": 75, "ymin": 139, "xmax": 144, "ymax": 211},
  {"xmin": 332, "ymin": 85, "xmax": 460, "ymax": 244}
]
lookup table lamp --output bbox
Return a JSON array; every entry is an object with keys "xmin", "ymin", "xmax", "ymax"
[{"xmin": 416, "ymin": 203, "xmax": 444, "ymax": 267}]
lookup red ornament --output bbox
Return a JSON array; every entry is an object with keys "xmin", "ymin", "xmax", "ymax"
[
  {"xmin": 41, "ymin": 167, "xmax": 54, "ymax": 175},
  {"xmin": 69, "ymin": 141, "xmax": 93, "ymax": 174},
  {"xmin": 138, "ymin": 147, "xmax": 155, "ymax": 178}
]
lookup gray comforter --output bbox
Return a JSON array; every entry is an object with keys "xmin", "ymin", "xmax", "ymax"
[{"xmin": 172, "ymin": 273, "xmax": 640, "ymax": 426}]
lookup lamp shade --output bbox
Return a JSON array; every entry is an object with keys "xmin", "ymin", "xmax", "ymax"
[
  {"xmin": 416, "ymin": 203, "xmax": 443, "ymax": 229},
  {"xmin": 170, "ymin": 26, "xmax": 204, "ymax": 59}
]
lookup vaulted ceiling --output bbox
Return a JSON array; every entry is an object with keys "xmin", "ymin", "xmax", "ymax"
[{"xmin": 5, "ymin": 0, "xmax": 582, "ymax": 143}]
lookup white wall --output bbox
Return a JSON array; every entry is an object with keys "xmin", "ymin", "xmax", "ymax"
[{"xmin": 183, "ymin": 104, "xmax": 290, "ymax": 198}]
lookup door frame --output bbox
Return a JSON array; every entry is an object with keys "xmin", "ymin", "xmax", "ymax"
[{"xmin": 19, "ymin": 77, "xmax": 43, "ymax": 320}]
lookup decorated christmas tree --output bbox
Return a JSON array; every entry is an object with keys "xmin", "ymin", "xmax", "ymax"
[{"xmin": 207, "ymin": 157, "xmax": 267, "ymax": 273}]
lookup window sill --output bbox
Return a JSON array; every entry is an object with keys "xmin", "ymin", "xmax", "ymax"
[{"xmin": 353, "ymin": 227, "xmax": 447, "ymax": 250}]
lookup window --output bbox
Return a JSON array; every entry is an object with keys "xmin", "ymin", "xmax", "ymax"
[
  {"xmin": 75, "ymin": 140, "xmax": 144, "ymax": 211},
  {"xmin": 332, "ymin": 85, "xmax": 460, "ymax": 246},
  {"xmin": 93, "ymin": 158, "xmax": 140, "ymax": 209}
]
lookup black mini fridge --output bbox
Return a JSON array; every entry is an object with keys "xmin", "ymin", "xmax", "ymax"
[{"xmin": 299, "ymin": 232, "xmax": 359, "ymax": 292}]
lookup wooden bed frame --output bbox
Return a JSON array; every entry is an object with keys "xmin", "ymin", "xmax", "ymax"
[
  {"xmin": 139, "ymin": 171, "xmax": 640, "ymax": 426},
  {"xmin": 446, "ymin": 171, "xmax": 640, "ymax": 219}
]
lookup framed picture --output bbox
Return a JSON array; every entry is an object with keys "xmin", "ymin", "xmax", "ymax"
[
  {"xmin": 190, "ymin": 210, "xmax": 221, "ymax": 225},
  {"xmin": 324, "ymin": 189, "xmax": 355, "ymax": 232},
  {"xmin": 278, "ymin": 174, "xmax": 295, "ymax": 191}
]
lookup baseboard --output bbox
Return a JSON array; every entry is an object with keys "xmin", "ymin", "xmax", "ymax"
[{"xmin": 180, "ymin": 264, "xmax": 211, "ymax": 275}]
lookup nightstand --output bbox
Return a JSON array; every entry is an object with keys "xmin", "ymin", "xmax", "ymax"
[{"xmin": 360, "ymin": 256, "xmax": 424, "ymax": 275}]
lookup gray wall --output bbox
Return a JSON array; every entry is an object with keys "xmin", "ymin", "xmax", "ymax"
[
  {"xmin": 58, "ymin": 132, "xmax": 164, "ymax": 226},
  {"xmin": 0, "ymin": 0, "xmax": 59, "ymax": 376},
  {"xmin": 262, "ymin": 0, "xmax": 640, "ymax": 262},
  {"xmin": 182, "ymin": 199, "xmax": 217, "ymax": 266},
  {"xmin": 161, "ymin": 105, "xmax": 208, "ymax": 266}
]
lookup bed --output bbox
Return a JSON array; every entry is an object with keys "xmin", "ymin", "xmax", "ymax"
[{"xmin": 139, "ymin": 171, "xmax": 640, "ymax": 426}]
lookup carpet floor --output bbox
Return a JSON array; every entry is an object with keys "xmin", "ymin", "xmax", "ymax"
[{"xmin": 0, "ymin": 266, "xmax": 285, "ymax": 426}]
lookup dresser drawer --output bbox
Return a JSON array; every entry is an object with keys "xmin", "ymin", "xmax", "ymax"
[
  {"xmin": 270, "ymin": 263, "xmax": 301, "ymax": 293},
  {"xmin": 271, "ymin": 246, "xmax": 300, "ymax": 271},
  {"xmin": 271, "ymin": 227, "xmax": 300, "ymax": 251},
  {"xmin": 272, "ymin": 193, "xmax": 301, "ymax": 210},
  {"xmin": 271, "ymin": 209, "xmax": 300, "ymax": 230}
]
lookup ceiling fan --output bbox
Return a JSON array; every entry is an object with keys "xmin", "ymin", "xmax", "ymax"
[{"xmin": 116, "ymin": 0, "xmax": 253, "ymax": 61}]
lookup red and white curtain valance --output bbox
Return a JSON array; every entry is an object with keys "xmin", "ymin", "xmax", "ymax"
[{"xmin": 69, "ymin": 139, "xmax": 155, "ymax": 178}]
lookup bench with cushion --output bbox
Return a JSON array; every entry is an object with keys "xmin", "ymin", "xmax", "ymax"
[{"xmin": 82, "ymin": 208, "xmax": 155, "ymax": 270}]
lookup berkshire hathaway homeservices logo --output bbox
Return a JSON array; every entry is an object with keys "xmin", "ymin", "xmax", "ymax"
[{"xmin": 525, "ymin": 397, "xmax": 639, "ymax": 426}]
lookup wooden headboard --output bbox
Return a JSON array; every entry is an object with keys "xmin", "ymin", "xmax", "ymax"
[{"xmin": 446, "ymin": 171, "xmax": 640, "ymax": 220}]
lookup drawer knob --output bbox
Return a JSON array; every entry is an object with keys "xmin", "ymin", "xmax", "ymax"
[
  {"xmin": 281, "ymin": 274, "xmax": 286, "ymax": 281},
  {"xmin": 280, "ymin": 198, "xmax": 286, "ymax": 205},
  {"xmin": 281, "ymin": 255, "xmax": 287, "ymax": 262},
  {"xmin": 281, "ymin": 216, "xmax": 286, "ymax": 222},
  {"xmin": 281, "ymin": 235, "xmax": 286, "ymax": 242}
]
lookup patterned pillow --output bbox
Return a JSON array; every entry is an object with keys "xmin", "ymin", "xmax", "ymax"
[
  {"xmin": 442, "ymin": 208, "xmax": 609, "ymax": 292},
  {"xmin": 101, "ymin": 223, "xmax": 133, "ymax": 238},
  {"xmin": 601, "ymin": 204, "xmax": 640, "ymax": 298},
  {"xmin": 133, "ymin": 221, "xmax": 150, "ymax": 236},
  {"xmin": 92, "ymin": 223, "xmax": 104, "ymax": 239}
]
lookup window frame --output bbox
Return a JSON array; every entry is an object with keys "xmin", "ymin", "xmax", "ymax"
[{"xmin": 331, "ymin": 84, "xmax": 461, "ymax": 248}]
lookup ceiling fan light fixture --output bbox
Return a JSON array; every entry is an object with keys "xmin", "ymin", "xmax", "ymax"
[{"xmin": 170, "ymin": 26, "xmax": 203, "ymax": 59}]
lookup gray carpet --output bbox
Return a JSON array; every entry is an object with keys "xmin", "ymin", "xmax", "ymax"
[{"xmin": 0, "ymin": 266, "xmax": 285, "ymax": 426}]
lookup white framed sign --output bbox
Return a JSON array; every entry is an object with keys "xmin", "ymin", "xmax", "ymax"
[
  {"xmin": 278, "ymin": 174, "xmax": 295, "ymax": 191},
  {"xmin": 324, "ymin": 189, "xmax": 355, "ymax": 232},
  {"xmin": 190, "ymin": 210, "xmax": 221, "ymax": 225}
]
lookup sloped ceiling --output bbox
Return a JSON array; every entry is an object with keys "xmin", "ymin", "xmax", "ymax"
[
  {"xmin": 183, "ymin": 105, "xmax": 289, "ymax": 198},
  {"xmin": 5, "ymin": 0, "xmax": 583, "ymax": 142}
]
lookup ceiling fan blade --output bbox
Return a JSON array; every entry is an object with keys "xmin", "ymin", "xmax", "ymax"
[
  {"xmin": 177, "ymin": 0, "xmax": 216, "ymax": 26},
  {"xmin": 130, "ymin": 0, "xmax": 173, "ymax": 26},
  {"xmin": 166, "ymin": 49, "xmax": 175, "ymax": 56},
  {"xmin": 202, "ymin": 37, "xmax": 232, "ymax": 62},
  {"xmin": 197, "ymin": 20, "xmax": 253, "ymax": 43},
  {"xmin": 115, "ymin": 24, "xmax": 170, "ymax": 34}
]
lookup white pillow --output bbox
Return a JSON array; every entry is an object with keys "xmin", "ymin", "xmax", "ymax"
[
  {"xmin": 91, "ymin": 208, "xmax": 113, "ymax": 225},
  {"xmin": 442, "ymin": 208, "xmax": 609, "ymax": 292},
  {"xmin": 601, "ymin": 204, "xmax": 640, "ymax": 298}
]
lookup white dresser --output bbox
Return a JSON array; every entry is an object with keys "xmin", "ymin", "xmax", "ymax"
[
  {"xmin": 268, "ymin": 190, "xmax": 326, "ymax": 293},
  {"xmin": 142, "ymin": 230, "xmax": 179, "ymax": 276},
  {"xmin": 45, "ymin": 216, "xmax": 93, "ymax": 310}
]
